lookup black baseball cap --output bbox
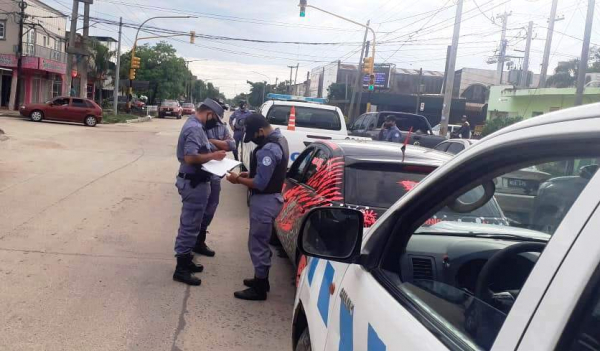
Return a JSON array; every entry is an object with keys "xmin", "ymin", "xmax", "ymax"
[
  {"xmin": 243, "ymin": 113, "xmax": 270, "ymax": 143},
  {"xmin": 199, "ymin": 98, "xmax": 225, "ymax": 125}
]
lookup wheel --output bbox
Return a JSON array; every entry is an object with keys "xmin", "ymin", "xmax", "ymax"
[
  {"xmin": 246, "ymin": 188, "xmax": 251, "ymax": 207},
  {"xmin": 158, "ymin": 113, "xmax": 164, "ymax": 118},
  {"xmin": 30, "ymin": 110, "xmax": 43, "ymax": 122},
  {"xmin": 177, "ymin": 114, "xmax": 182, "ymax": 119},
  {"xmin": 295, "ymin": 328, "xmax": 311, "ymax": 351},
  {"xmin": 84, "ymin": 115, "xmax": 98, "ymax": 127}
]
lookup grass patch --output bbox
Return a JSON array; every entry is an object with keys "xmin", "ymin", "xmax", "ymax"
[{"xmin": 102, "ymin": 113, "xmax": 139, "ymax": 124}]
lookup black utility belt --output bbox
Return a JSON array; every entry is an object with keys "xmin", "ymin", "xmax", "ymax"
[{"xmin": 178, "ymin": 172, "xmax": 211, "ymax": 188}]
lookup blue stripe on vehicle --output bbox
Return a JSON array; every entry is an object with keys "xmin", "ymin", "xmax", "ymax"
[
  {"xmin": 307, "ymin": 257, "xmax": 319, "ymax": 286},
  {"xmin": 368, "ymin": 324, "xmax": 386, "ymax": 351},
  {"xmin": 317, "ymin": 262, "xmax": 335, "ymax": 325},
  {"xmin": 338, "ymin": 299, "xmax": 354, "ymax": 351}
]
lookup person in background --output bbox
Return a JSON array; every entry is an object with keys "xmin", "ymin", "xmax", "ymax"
[
  {"xmin": 192, "ymin": 102, "xmax": 235, "ymax": 258},
  {"xmin": 377, "ymin": 115, "xmax": 402, "ymax": 143},
  {"xmin": 173, "ymin": 98, "xmax": 227, "ymax": 286},
  {"xmin": 229, "ymin": 100, "xmax": 252, "ymax": 161},
  {"xmin": 456, "ymin": 115, "xmax": 472, "ymax": 139},
  {"xmin": 226, "ymin": 114, "xmax": 289, "ymax": 301}
]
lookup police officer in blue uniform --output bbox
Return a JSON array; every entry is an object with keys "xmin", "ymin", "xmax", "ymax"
[
  {"xmin": 377, "ymin": 115, "xmax": 402, "ymax": 143},
  {"xmin": 174, "ymin": 98, "xmax": 227, "ymax": 286},
  {"xmin": 226, "ymin": 114, "xmax": 289, "ymax": 301},
  {"xmin": 192, "ymin": 106, "xmax": 236, "ymax": 258},
  {"xmin": 229, "ymin": 100, "xmax": 252, "ymax": 161}
]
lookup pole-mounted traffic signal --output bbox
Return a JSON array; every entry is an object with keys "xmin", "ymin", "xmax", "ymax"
[
  {"xmin": 129, "ymin": 68, "xmax": 136, "ymax": 80},
  {"xmin": 362, "ymin": 57, "xmax": 374, "ymax": 74},
  {"xmin": 190, "ymin": 31, "xmax": 195, "ymax": 44},
  {"xmin": 299, "ymin": 0, "xmax": 307, "ymax": 17},
  {"xmin": 131, "ymin": 56, "xmax": 141, "ymax": 70},
  {"xmin": 368, "ymin": 74, "xmax": 375, "ymax": 91}
]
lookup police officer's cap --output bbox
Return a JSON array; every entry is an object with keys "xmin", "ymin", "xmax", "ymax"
[
  {"xmin": 243, "ymin": 114, "xmax": 270, "ymax": 143},
  {"xmin": 198, "ymin": 98, "xmax": 225, "ymax": 124}
]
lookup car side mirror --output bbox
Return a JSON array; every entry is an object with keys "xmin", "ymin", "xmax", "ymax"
[
  {"xmin": 580, "ymin": 164, "xmax": 599, "ymax": 180},
  {"xmin": 448, "ymin": 180, "xmax": 496, "ymax": 213},
  {"xmin": 298, "ymin": 207, "xmax": 364, "ymax": 263}
]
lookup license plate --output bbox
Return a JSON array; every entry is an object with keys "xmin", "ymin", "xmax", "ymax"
[
  {"xmin": 165, "ymin": 112, "xmax": 171, "ymax": 115},
  {"xmin": 507, "ymin": 178, "xmax": 528, "ymax": 188}
]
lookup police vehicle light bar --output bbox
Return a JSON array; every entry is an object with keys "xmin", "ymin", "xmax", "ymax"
[{"xmin": 266, "ymin": 93, "xmax": 328, "ymax": 104}]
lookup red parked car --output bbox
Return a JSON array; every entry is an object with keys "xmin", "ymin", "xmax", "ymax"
[
  {"xmin": 158, "ymin": 100, "xmax": 182, "ymax": 119},
  {"xmin": 181, "ymin": 103, "xmax": 195, "ymax": 116},
  {"xmin": 20, "ymin": 96, "xmax": 103, "ymax": 127}
]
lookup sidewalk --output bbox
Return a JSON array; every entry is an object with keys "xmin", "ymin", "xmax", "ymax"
[{"xmin": 0, "ymin": 110, "xmax": 22, "ymax": 118}]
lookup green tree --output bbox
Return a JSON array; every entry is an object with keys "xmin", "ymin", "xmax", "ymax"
[
  {"xmin": 246, "ymin": 81, "xmax": 268, "ymax": 106},
  {"xmin": 327, "ymin": 83, "xmax": 351, "ymax": 100},
  {"xmin": 481, "ymin": 116, "xmax": 523, "ymax": 137},
  {"xmin": 88, "ymin": 38, "xmax": 115, "ymax": 104},
  {"xmin": 546, "ymin": 59, "xmax": 579, "ymax": 88}
]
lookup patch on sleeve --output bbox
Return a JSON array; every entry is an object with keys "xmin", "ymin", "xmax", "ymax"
[
  {"xmin": 262, "ymin": 156, "xmax": 273, "ymax": 166},
  {"xmin": 394, "ymin": 133, "xmax": 400, "ymax": 138}
]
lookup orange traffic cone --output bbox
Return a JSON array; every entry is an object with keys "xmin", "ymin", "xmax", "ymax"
[{"xmin": 288, "ymin": 106, "xmax": 296, "ymax": 131}]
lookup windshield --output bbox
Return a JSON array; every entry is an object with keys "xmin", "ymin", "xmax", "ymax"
[
  {"xmin": 182, "ymin": 103, "xmax": 194, "ymax": 108},
  {"xmin": 266, "ymin": 105, "xmax": 341, "ymax": 131},
  {"xmin": 163, "ymin": 101, "xmax": 177, "ymax": 107}
]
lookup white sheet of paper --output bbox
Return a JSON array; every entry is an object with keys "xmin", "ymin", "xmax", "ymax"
[{"xmin": 201, "ymin": 158, "xmax": 242, "ymax": 178}]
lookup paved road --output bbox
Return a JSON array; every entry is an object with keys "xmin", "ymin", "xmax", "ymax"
[{"xmin": 0, "ymin": 115, "xmax": 296, "ymax": 351}]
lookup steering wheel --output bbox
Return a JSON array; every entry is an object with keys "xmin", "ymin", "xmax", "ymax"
[{"xmin": 465, "ymin": 242, "xmax": 546, "ymax": 348}]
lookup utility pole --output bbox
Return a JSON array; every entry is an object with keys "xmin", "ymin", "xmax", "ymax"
[
  {"xmin": 440, "ymin": 0, "xmax": 464, "ymax": 137},
  {"xmin": 496, "ymin": 12, "xmax": 511, "ymax": 84},
  {"xmin": 441, "ymin": 45, "xmax": 451, "ymax": 94},
  {"xmin": 287, "ymin": 65, "xmax": 295, "ymax": 94},
  {"xmin": 357, "ymin": 40, "xmax": 370, "ymax": 114},
  {"xmin": 520, "ymin": 21, "xmax": 534, "ymax": 88},
  {"xmin": 66, "ymin": 0, "xmax": 79, "ymax": 96},
  {"xmin": 305, "ymin": 71, "xmax": 310, "ymax": 97},
  {"xmin": 415, "ymin": 68, "xmax": 423, "ymax": 114},
  {"xmin": 294, "ymin": 63, "xmax": 299, "ymax": 86},
  {"xmin": 348, "ymin": 21, "xmax": 370, "ymax": 123},
  {"xmin": 539, "ymin": 0, "xmax": 559, "ymax": 87},
  {"xmin": 575, "ymin": 0, "xmax": 595, "ymax": 106},
  {"xmin": 13, "ymin": 1, "xmax": 26, "ymax": 110},
  {"xmin": 113, "ymin": 17, "xmax": 122, "ymax": 114},
  {"xmin": 80, "ymin": 1, "xmax": 90, "ymax": 98}
]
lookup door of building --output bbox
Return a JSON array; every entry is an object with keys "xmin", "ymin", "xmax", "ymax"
[{"xmin": 1, "ymin": 74, "xmax": 11, "ymax": 107}]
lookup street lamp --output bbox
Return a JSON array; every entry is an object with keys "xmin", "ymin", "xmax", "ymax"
[
  {"xmin": 251, "ymin": 71, "xmax": 271, "ymax": 104},
  {"xmin": 127, "ymin": 16, "xmax": 195, "ymax": 110}
]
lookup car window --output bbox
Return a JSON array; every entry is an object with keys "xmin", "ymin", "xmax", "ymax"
[
  {"xmin": 345, "ymin": 164, "xmax": 435, "ymax": 209},
  {"xmin": 72, "ymin": 98, "xmax": 87, "ymax": 108},
  {"xmin": 446, "ymin": 142, "xmax": 465, "ymax": 155},
  {"xmin": 381, "ymin": 156, "xmax": 598, "ymax": 350},
  {"xmin": 395, "ymin": 114, "xmax": 431, "ymax": 133},
  {"xmin": 163, "ymin": 101, "xmax": 178, "ymax": 107},
  {"xmin": 434, "ymin": 142, "xmax": 450, "ymax": 152},
  {"xmin": 53, "ymin": 97, "xmax": 69, "ymax": 106},
  {"xmin": 288, "ymin": 147, "xmax": 315, "ymax": 183},
  {"xmin": 84, "ymin": 100, "xmax": 95, "ymax": 108},
  {"xmin": 266, "ymin": 105, "xmax": 341, "ymax": 131},
  {"xmin": 351, "ymin": 114, "xmax": 369, "ymax": 130},
  {"xmin": 304, "ymin": 149, "xmax": 329, "ymax": 182}
]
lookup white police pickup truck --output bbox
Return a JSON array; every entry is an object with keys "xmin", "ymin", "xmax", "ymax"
[
  {"xmin": 238, "ymin": 94, "xmax": 366, "ymax": 171},
  {"xmin": 291, "ymin": 104, "xmax": 600, "ymax": 351}
]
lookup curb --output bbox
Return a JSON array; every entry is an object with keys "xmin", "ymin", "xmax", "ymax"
[{"xmin": 126, "ymin": 116, "xmax": 153, "ymax": 124}]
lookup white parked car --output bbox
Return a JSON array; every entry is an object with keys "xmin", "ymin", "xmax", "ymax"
[
  {"xmin": 291, "ymin": 104, "xmax": 600, "ymax": 351},
  {"xmin": 432, "ymin": 123, "xmax": 461, "ymax": 137}
]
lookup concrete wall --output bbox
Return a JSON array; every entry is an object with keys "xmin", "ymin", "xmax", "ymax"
[{"xmin": 487, "ymin": 85, "xmax": 600, "ymax": 119}]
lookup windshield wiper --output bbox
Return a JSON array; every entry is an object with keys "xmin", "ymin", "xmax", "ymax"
[{"xmin": 472, "ymin": 233, "xmax": 548, "ymax": 242}]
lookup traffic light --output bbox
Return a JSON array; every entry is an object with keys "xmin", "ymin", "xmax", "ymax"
[
  {"xmin": 362, "ymin": 57, "xmax": 374, "ymax": 74},
  {"xmin": 190, "ymin": 31, "xmax": 195, "ymax": 44},
  {"xmin": 299, "ymin": 0, "xmax": 307, "ymax": 17},
  {"xmin": 131, "ymin": 56, "xmax": 141, "ymax": 69},
  {"xmin": 129, "ymin": 68, "xmax": 136, "ymax": 80},
  {"xmin": 368, "ymin": 74, "xmax": 375, "ymax": 91}
]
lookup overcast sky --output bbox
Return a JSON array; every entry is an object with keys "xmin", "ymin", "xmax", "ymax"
[{"xmin": 44, "ymin": 0, "xmax": 597, "ymax": 98}]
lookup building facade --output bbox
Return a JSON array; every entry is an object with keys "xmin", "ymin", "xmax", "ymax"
[
  {"xmin": 0, "ymin": 0, "xmax": 67, "ymax": 109},
  {"xmin": 487, "ymin": 85, "xmax": 600, "ymax": 119}
]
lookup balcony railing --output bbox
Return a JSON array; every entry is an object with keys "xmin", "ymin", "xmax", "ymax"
[{"xmin": 23, "ymin": 44, "xmax": 67, "ymax": 63}]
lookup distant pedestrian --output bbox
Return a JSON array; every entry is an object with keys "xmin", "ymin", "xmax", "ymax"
[
  {"xmin": 378, "ymin": 115, "xmax": 402, "ymax": 143},
  {"xmin": 229, "ymin": 100, "xmax": 252, "ymax": 161},
  {"xmin": 192, "ymin": 105, "xmax": 235, "ymax": 258},
  {"xmin": 226, "ymin": 114, "xmax": 288, "ymax": 301},
  {"xmin": 456, "ymin": 115, "xmax": 471, "ymax": 139},
  {"xmin": 173, "ymin": 98, "xmax": 227, "ymax": 286}
]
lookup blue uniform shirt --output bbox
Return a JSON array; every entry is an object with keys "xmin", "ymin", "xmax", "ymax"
[
  {"xmin": 253, "ymin": 129, "xmax": 284, "ymax": 192},
  {"xmin": 230, "ymin": 108, "xmax": 253, "ymax": 133},
  {"xmin": 379, "ymin": 125, "xmax": 402, "ymax": 143},
  {"xmin": 177, "ymin": 117, "xmax": 211, "ymax": 174},
  {"xmin": 206, "ymin": 124, "xmax": 235, "ymax": 152}
]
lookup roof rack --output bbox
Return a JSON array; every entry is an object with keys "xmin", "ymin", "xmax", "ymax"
[{"xmin": 266, "ymin": 93, "xmax": 328, "ymax": 104}]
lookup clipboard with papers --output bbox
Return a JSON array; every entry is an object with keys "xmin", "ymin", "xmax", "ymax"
[{"xmin": 201, "ymin": 158, "xmax": 242, "ymax": 178}]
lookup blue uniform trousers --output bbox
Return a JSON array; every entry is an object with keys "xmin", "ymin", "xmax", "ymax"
[
  {"xmin": 174, "ymin": 176, "xmax": 210, "ymax": 256},
  {"xmin": 248, "ymin": 193, "xmax": 284, "ymax": 278},
  {"xmin": 200, "ymin": 176, "xmax": 222, "ymax": 233},
  {"xmin": 233, "ymin": 131, "xmax": 243, "ymax": 160}
]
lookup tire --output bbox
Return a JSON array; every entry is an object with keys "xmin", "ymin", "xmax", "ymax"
[
  {"xmin": 295, "ymin": 328, "xmax": 311, "ymax": 351},
  {"xmin": 30, "ymin": 110, "xmax": 43, "ymax": 122},
  {"xmin": 177, "ymin": 114, "xmax": 182, "ymax": 119},
  {"xmin": 246, "ymin": 188, "xmax": 251, "ymax": 207},
  {"xmin": 84, "ymin": 115, "xmax": 98, "ymax": 127}
]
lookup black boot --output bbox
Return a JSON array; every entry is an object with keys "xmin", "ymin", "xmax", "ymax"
[
  {"xmin": 243, "ymin": 277, "xmax": 271, "ymax": 292},
  {"xmin": 187, "ymin": 255, "xmax": 204, "ymax": 273},
  {"xmin": 193, "ymin": 230, "xmax": 216, "ymax": 257},
  {"xmin": 173, "ymin": 255, "xmax": 201, "ymax": 286},
  {"xmin": 235, "ymin": 277, "xmax": 269, "ymax": 301}
]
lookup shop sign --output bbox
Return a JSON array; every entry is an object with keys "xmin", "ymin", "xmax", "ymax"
[
  {"xmin": 40, "ymin": 58, "xmax": 67, "ymax": 74},
  {"xmin": 0, "ymin": 54, "xmax": 17, "ymax": 68},
  {"xmin": 22, "ymin": 56, "xmax": 39, "ymax": 69}
]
